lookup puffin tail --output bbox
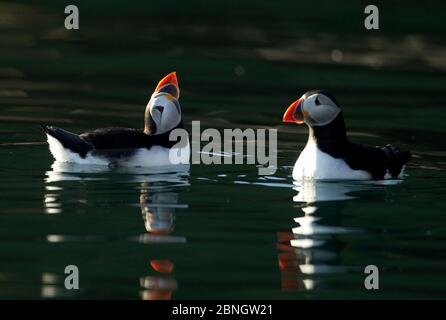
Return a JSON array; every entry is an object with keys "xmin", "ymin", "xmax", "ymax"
[
  {"xmin": 382, "ymin": 144, "xmax": 412, "ymax": 178},
  {"xmin": 41, "ymin": 125, "xmax": 92, "ymax": 158}
]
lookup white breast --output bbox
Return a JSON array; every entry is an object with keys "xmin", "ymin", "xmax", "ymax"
[
  {"xmin": 292, "ymin": 141, "xmax": 371, "ymax": 180},
  {"xmin": 123, "ymin": 144, "xmax": 190, "ymax": 167},
  {"xmin": 46, "ymin": 134, "xmax": 190, "ymax": 167}
]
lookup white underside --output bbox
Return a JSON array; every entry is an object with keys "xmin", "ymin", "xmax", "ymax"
[
  {"xmin": 46, "ymin": 134, "xmax": 190, "ymax": 167},
  {"xmin": 292, "ymin": 140, "xmax": 373, "ymax": 181}
]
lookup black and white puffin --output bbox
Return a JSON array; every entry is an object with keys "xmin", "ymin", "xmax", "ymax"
[
  {"xmin": 283, "ymin": 90, "xmax": 411, "ymax": 180},
  {"xmin": 42, "ymin": 72, "xmax": 189, "ymax": 167}
]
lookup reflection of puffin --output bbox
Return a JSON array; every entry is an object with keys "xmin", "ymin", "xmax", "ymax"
[
  {"xmin": 283, "ymin": 90, "xmax": 411, "ymax": 180},
  {"xmin": 141, "ymin": 191, "xmax": 177, "ymax": 235},
  {"xmin": 138, "ymin": 173, "xmax": 189, "ymax": 244},
  {"xmin": 42, "ymin": 72, "xmax": 189, "ymax": 167},
  {"xmin": 277, "ymin": 180, "xmax": 385, "ymax": 292},
  {"xmin": 43, "ymin": 163, "xmax": 189, "ymax": 300},
  {"xmin": 138, "ymin": 170, "xmax": 189, "ymax": 300}
]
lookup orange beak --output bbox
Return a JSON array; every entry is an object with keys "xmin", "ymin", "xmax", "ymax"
[
  {"xmin": 154, "ymin": 72, "xmax": 180, "ymax": 99},
  {"xmin": 283, "ymin": 98, "xmax": 304, "ymax": 124}
]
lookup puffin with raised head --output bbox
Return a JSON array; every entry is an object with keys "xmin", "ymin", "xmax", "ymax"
[
  {"xmin": 283, "ymin": 90, "xmax": 411, "ymax": 180},
  {"xmin": 42, "ymin": 72, "xmax": 189, "ymax": 167}
]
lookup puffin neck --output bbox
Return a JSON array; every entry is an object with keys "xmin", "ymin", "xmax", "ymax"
[
  {"xmin": 146, "ymin": 120, "xmax": 184, "ymax": 137},
  {"xmin": 154, "ymin": 120, "xmax": 186, "ymax": 148},
  {"xmin": 308, "ymin": 113, "xmax": 349, "ymax": 158}
]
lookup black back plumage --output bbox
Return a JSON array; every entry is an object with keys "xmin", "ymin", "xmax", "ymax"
[{"xmin": 41, "ymin": 122, "xmax": 185, "ymax": 159}]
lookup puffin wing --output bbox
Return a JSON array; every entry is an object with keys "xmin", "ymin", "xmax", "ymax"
[
  {"xmin": 79, "ymin": 127, "xmax": 152, "ymax": 150},
  {"xmin": 345, "ymin": 142, "xmax": 411, "ymax": 179},
  {"xmin": 41, "ymin": 125, "xmax": 93, "ymax": 157},
  {"xmin": 344, "ymin": 142, "xmax": 388, "ymax": 179}
]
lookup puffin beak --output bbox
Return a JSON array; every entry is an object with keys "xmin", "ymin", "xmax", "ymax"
[
  {"xmin": 154, "ymin": 72, "xmax": 180, "ymax": 99},
  {"xmin": 283, "ymin": 98, "xmax": 304, "ymax": 124}
]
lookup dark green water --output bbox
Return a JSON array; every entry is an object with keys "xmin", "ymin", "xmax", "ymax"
[{"xmin": 1, "ymin": 1, "xmax": 446, "ymax": 299}]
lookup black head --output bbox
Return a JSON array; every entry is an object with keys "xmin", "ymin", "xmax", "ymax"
[
  {"xmin": 144, "ymin": 72, "xmax": 183, "ymax": 135},
  {"xmin": 283, "ymin": 90, "xmax": 342, "ymax": 127}
]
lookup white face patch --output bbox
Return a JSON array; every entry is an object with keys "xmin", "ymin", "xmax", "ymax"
[
  {"xmin": 301, "ymin": 93, "xmax": 341, "ymax": 126},
  {"xmin": 147, "ymin": 93, "xmax": 182, "ymax": 134}
]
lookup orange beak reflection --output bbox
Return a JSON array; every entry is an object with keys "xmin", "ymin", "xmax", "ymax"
[
  {"xmin": 150, "ymin": 260, "xmax": 174, "ymax": 274},
  {"xmin": 283, "ymin": 98, "xmax": 304, "ymax": 124}
]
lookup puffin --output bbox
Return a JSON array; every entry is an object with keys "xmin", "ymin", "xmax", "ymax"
[
  {"xmin": 41, "ymin": 72, "xmax": 190, "ymax": 167},
  {"xmin": 283, "ymin": 90, "xmax": 411, "ymax": 180}
]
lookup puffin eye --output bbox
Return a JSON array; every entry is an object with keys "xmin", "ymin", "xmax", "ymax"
[
  {"xmin": 315, "ymin": 97, "xmax": 321, "ymax": 106},
  {"xmin": 153, "ymin": 105, "xmax": 164, "ymax": 114}
]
